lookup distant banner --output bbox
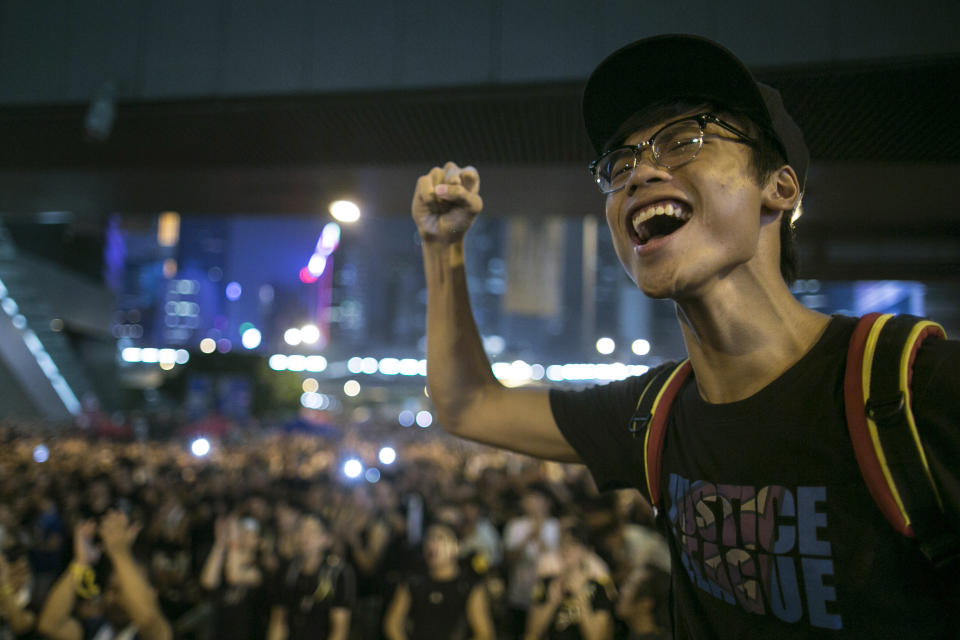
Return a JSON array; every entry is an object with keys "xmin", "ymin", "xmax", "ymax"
[{"xmin": 504, "ymin": 218, "xmax": 565, "ymax": 316}]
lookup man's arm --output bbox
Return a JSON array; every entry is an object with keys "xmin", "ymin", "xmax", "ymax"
[
  {"xmin": 99, "ymin": 510, "xmax": 172, "ymax": 640},
  {"xmin": 267, "ymin": 605, "xmax": 287, "ymax": 640},
  {"xmin": 382, "ymin": 582, "xmax": 410, "ymax": 640},
  {"xmin": 413, "ymin": 162, "xmax": 579, "ymax": 462},
  {"xmin": 0, "ymin": 554, "xmax": 35, "ymax": 635},
  {"xmin": 37, "ymin": 520, "xmax": 97, "ymax": 640},
  {"xmin": 329, "ymin": 607, "xmax": 351, "ymax": 640},
  {"xmin": 525, "ymin": 578, "xmax": 563, "ymax": 640},
  {"xmin": 465, "ymin": 583, "xmax": 494, "ymax": 640},
  {"xmin": 35, "ymin": 567, "xmax": 83, "ymax": 640}
]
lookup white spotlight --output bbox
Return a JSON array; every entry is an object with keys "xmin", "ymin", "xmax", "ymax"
[
  {"xmin": 415, "ymin": 411, "xmax": 433, "ymax": 428},
  {"xmin": 378, "ymin": 447, "xmax": 397, "ymax": 465},
  {"xmin": 284, "ymin": 328, "xmax": 302, "ymax": 346},
  {"xmin": 190, "ymin": 437, "xmax": 211, "ymax": 457},
  {"xmin": 300, "ymin": 324, "xmax": 320, "ymax": 344},
  {"xmin": 33, "ymin": 444, "xmax": 50, "ymax": 463},
  {"xmin": 241, "ymin": 328, "xmax": 262, "ymax": 349},
  {"xmin": 631, "ymin": 339, "xmax": 651, "ymax": 356},
  {"xmin": 596, "ymin": 337, "xmax": 616, "ymax": 355},
  {"xmin": 343, "ymin": 458, "xmax": 363, "ymax": 478},
  {"xmin": 329, "ymin": 200, "xmax": 361, "ymax": 223}
]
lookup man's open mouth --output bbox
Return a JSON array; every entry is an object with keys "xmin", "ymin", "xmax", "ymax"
[{"xmin": 630, "ymin": 200, "xmax": 692, "ymax": 245}]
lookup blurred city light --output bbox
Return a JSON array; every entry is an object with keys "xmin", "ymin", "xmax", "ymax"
[
  {"xmin": 329, "ymin": 200, "xmax": 360, "ymax": 223},
  {"xmin": 302, "ymin": 377, "xmax": 319, "ymax": 393},
  {"xmin": 300, "ymin": 324, "xmax": 320, "ymax": 344},
  {"xmin": 631, "ymin": 339, "xmax": 651, "ymax": 356},
  {"xmin": 596, "ymin": 337, "xmax": 616, "ymax": 355},
  {"xmin": 299, "ymin": 267, "xmax": 318, "ymax": 284},
  {"xmin": 200, "ymin": 338, "xmax": 217, "ymax": 354},
  {"xmin": 343, "ymin": 458, "xmax": 363, "ymax": 478},
  {"xmin": 33, "ymin": 444, "xmax": 49, "ymax": 463},
  {"xmin": 225, "ymin": 282, "xmax": 242, "ymax": 301},
  {"xmin": 284, "ymin": 328, "xmax": 302, "ymax": 346},
  {"xmin": 416, "ymin": 410, "xmax": 433, "ymax": 428},
  {"xmin": 305, "ymin": 355, "xmax": 327, "ymax": 372},
  {"xmin": 307, "ymin": 254, "xmax": 328, "ymax": 277},
  {"xmin": 398, "ymin": 410, "xmax": 415, "ymax": 427},
  {"xmin": 364, "ymin": 468, "xmax": 381, "ymax": 483},
  {"xmin": 241, "ymin": 327, "xmax": 262, "ymax": 349},
  {"xmin": 190, "ymin": 438, "xmax": 211, "ymax": 457},
  {"xmin": 343, "ymin": 380, "xmax": 361, "ymax": 397},
  {"xmin": 378, "ymin": 446, "xmax": 397, "ymax": 465}
]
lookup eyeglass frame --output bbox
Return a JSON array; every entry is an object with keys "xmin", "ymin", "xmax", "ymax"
[{"xmin": 587, "ymin": 113, "xmax": 758, "ymax": 194}]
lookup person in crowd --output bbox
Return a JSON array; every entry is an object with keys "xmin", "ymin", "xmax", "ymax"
[
  {"xmin": 457, "ymin": 499, "xmax": 502, "ymax": 572},
  {"xmin": 525, "ymin": 526, "xmax": 615, "ymax": 640},
  {"xmin": 199, "ymin": 514, "xmax": 267, "ymax": 640},
  {"xmin": 337, "ymin": 485, "xmax": 391, "ymax": 640},
  {"xmin": 267, "ymin": 513, "xmax": 355, "ymax": 640},
  {"xmin": 383, "ymin": 521, "xmax": 493, "ymax": 640},
  {"xmin": 144, "ymin": 494, "xmax": 197, "ymax": 630},
  {"xmin": 615, "ymin": 565, "xmax": 672, "ymax": 640},
  {"xmin": 0, "ymin": 548, "xmax": 37, "ymax": 639},
  {"xmin": 36, "ymin": 511, "xmax": 172, "ymax": 640},
  {"xmin": 502, "ymin": 485, "xmax": 560, "ymax": 637}
]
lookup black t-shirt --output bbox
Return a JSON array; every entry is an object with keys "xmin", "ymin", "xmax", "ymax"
[
  {"xmin": 531, "ymin": 576, "xmax": 615, "ymax": 640},
  {"xmin": 403, "ymin": 571, "xmax": 479, "ymax": 640},
  {"xmin": 551, "ymin": 315, "xmax": 960, "ymax": 639},
  {"xmin": 274, "ymin": 555, "xmax": 356, "ymax": 640},
  {"xmin": 209, "ymin": 572, "xmax": 268, "ymax": 640}
]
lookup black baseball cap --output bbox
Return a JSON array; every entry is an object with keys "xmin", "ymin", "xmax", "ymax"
[{"xmin": 582, "ymin": 34, "xmax": 809, "ymax": 190}]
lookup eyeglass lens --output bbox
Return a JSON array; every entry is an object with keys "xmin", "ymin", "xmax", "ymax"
[{"xmin": 597, "ymin": 120, "xmax": 703, "ymax": 192}]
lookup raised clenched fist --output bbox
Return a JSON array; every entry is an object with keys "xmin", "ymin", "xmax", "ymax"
[{"xmin": 411, "ymin": 161, "xmax": 483, "ymax": 242}]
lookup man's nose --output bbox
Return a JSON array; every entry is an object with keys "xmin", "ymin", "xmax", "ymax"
[{"xmin": 625, "ymin": 153, "xmax": 672, "ymax": 195}]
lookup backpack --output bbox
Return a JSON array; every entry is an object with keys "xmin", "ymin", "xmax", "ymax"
[{"xmin": 628, "ymin": 312, "xmax": 959, "ymax": 571}]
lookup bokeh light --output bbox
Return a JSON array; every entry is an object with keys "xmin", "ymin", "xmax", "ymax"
[
  {"xmin": 329, "ymin": 200, "xmax": 361, "ymax": 223},
  {"xmin": 631, "ymin": 339, "xmax": 651, "ymax": 356},
  {"xmin": 190, "ymin": 438, "xmax": 211, "ymax": 457},
  {"xmin": 241, "ymin": 327, "xmax": 262, "ymax": 349},
  {"xmin": 378, "ymin": 446, "xmax": 397, "ymax": 465},
  {"xmin": 33, "ymin": 444, "xmax": 49, "ymax": 463},
  {"xmin": 416, "ymin": 410, "xmax": 433, "ymax": 428},
  {"xmin": 343, "ymin": 458, "xmax": 363, "ymax": 478},
  {"xmin": 596, "ymin": 337, "xmax": 616, "ymax": 355},
  {"xmin": 225, "ymin": 282, "xmax": 242, "ymax": 301}
]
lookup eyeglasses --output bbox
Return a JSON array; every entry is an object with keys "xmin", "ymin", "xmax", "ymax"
[{"xmin": 588, "ymin": 113, "xmax": 757, "ymax": 194}]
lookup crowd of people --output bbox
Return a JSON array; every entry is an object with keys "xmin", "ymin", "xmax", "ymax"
[{"xmin": 0, "ymin": 420, "xmax": 671, "ymax": 639}]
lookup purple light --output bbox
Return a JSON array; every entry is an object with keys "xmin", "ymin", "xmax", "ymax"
[
  {"xmin": 318, "ymin": 223, "xmax": 341, "ymax": 253},
  {"xmin": 217, "ymin": 338, "xmax": 232, "ymax": 353},
  {"xmin": 307, "ymin": 254, "xmax": 327, "ymax": 277},
  {"xmin": 225, "ymin": 282, "xmax": 242, "ymax": 301}
]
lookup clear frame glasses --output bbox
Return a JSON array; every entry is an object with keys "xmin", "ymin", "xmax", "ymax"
[{"xmin": 588, "ymin": 113, "xmax": 757, "ymax": 194}]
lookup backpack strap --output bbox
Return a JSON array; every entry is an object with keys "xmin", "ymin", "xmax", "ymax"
[
  {"xmin": 845, "ymin": 312, "xmax": 958, "ymax": 569},
  {"xmin": 629, "ymin": 360, "xmax": 692, "ymax": 511}
]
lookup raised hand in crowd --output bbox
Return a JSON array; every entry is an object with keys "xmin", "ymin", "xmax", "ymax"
[
  {"xmin": 0, "ymin": 550, "xmax": 37, "ymax": 637},
  {"xmin": 38, "ymin": 513, "xmax": 171, "ymax": 640}
]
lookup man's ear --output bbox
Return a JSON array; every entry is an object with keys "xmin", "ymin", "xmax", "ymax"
[{"xmin": 761, "ymin": 165, "xmax": 801, "ymax": 213}]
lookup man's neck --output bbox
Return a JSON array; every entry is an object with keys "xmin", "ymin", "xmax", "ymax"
[{"xmin": 676, "ymin": 277, "xmax": 830, "ymax": 404}]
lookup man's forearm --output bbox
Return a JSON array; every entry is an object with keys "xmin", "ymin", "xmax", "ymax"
[
  {"xmin": 0, "ymin": 587, "xmax": 36, "ymax": 633},
  {"xmin": 36, "ymin": 567, "xmax": 79, "ymax": 640},
  {"xmin": 422, "ymin": 239, "xmax": 498, "ymax": 429},
  {"xmin": 107, "ymin": 549, "xmax": 171, "ymax": 640}
]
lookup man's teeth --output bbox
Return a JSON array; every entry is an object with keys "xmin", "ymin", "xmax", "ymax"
[{"xmin": 631, "ymin": 202, "xmax": 690, "ymax": 240}]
